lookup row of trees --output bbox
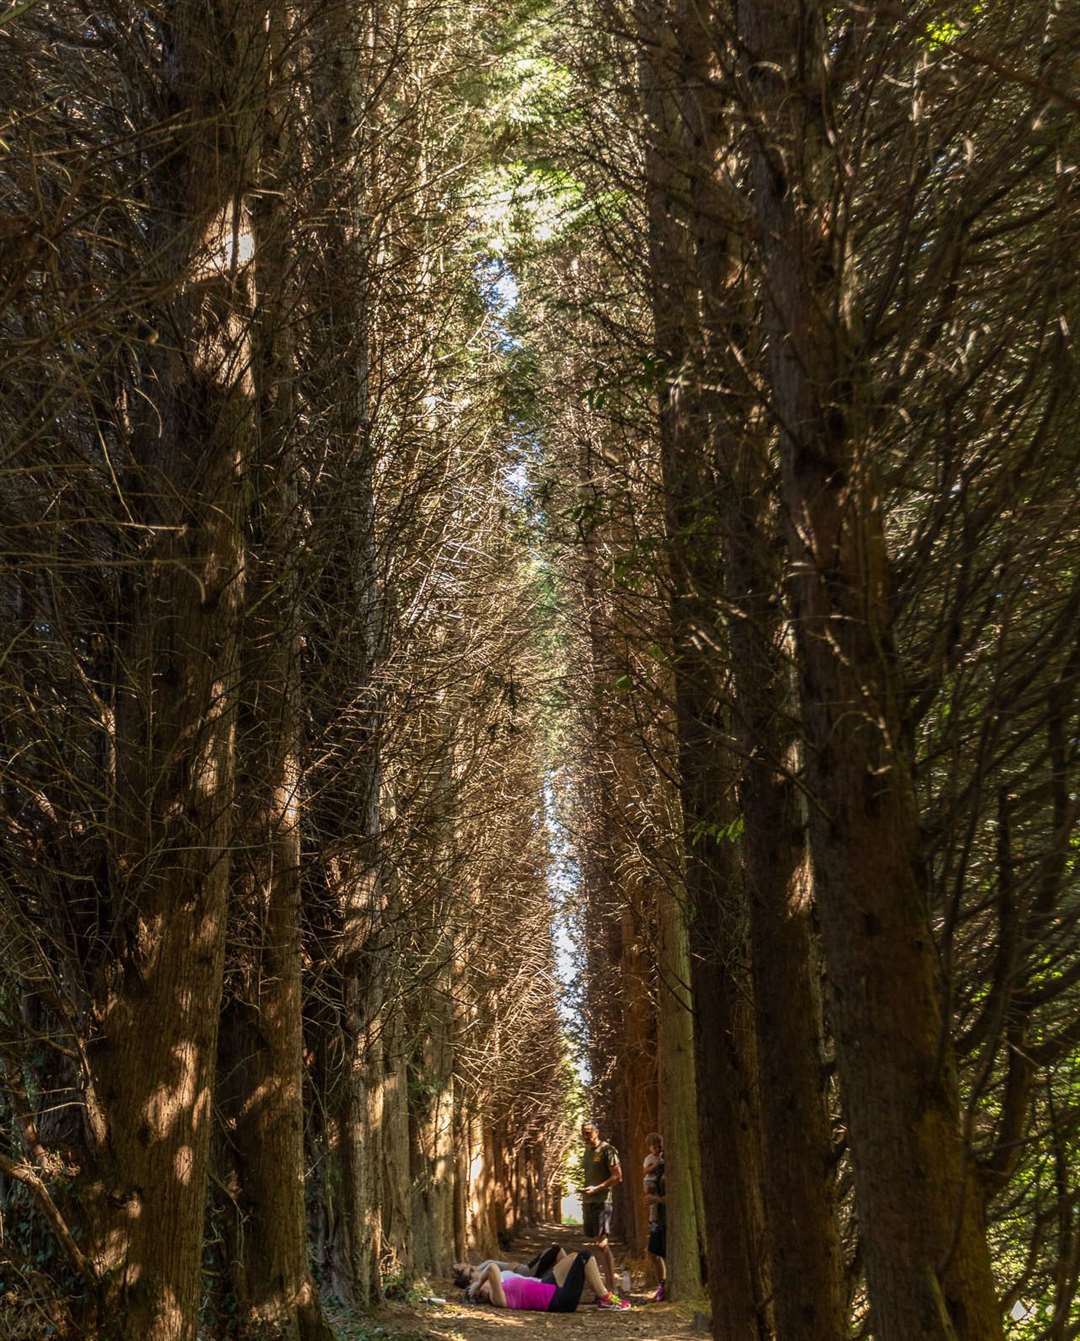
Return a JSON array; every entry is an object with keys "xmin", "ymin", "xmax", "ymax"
[
  {"xmin": 502, "ymin": 1, "xmax": 1079, "ymax": 1338},
  {"xmin": 3, "ymin": 0, "xmax": 1079, "ymax": 1337},
  {"xmin": 1, "ymin": 1, "xmax": 572, "ymax": 1337}
]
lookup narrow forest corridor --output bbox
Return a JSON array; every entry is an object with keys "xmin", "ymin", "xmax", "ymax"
[
  {"xmin": 2, "ymin": 0, "xmax": 1078, "ymax": 1339},
  {"xmin": 366, "ymin": 1224, "xmax": 692, "ymax": 1341}
]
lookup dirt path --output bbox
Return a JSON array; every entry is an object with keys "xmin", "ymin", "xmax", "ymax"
[{"xmin": 364, "ymin": 1224, "xmax": 703, "ymax": 1341}]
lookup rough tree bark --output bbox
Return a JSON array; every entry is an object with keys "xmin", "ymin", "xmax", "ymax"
[
  {"xmin": 656, "ymin": 2, "xmax": 849, "ymax": 1333},
  {"xmin": 657, "ymin": 887, "xmax": 706, "ymax": 1302},
  {"xmin": 82, "ymin": 0, "xmax": 258, "ymax": 1331},
  {"xmin": 724, "ymin": 507, "xmax": 847, "ymax": 1341},
  {"xmin": 620, "ymin": 898, "xmax": 659, "ymax": 1258},
  {"xmin": 408, "ymin": 954, "xmax": 457, "ymax": 1278},
  {"xmin": 736, "ymin": 1, "xmax": 1003, "ymax": 1335},
  {"xmin": 636, "ymin": 0, "xmax": 767, "ymax": 1329},
  {"xmin": 686, "ymin": 802, "xmax": 770, "ymax": 1341},
  {"xmin": 381, "ymin": 984, "xmax": 415, "ymax": 1276},
  {"xmin": 214, "ymin": 14, "xmax": 331, "ymax": 1327},
  {"xmin": 671, "ymin": 30, "xmax": 849, "ymax": 1331},
  {"xmin": 305, "ymin": 0, "xmax": 387, "ymax": 1307}
]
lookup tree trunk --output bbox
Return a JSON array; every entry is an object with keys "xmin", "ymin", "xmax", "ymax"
[
  {"xmin": 408, "ymin": 939, "xmax": 456, "ymax": 1279},
  {"xmin": 651, "ymin": 0, "xmax": 850, "ymax": 1329},
  {"xmin": 213, "ymin": 12, "xmax": 332, "ymax": 1331},
  {"xmin": 688, "ymin": 841, "xmax": 770, "ymax": 1341},
  {"xmin": 621, "ymin": 901, "xmax": 659, "ymax": 1257},
  {"xmin": 218, "ymin": 584, "xmax": 327, "ymax": 1339},
  {"xmin": 736, "ymin": 2, "xmax": 1003, "ymax": 1335},
  {"xmin": 315, "ymin": 963, "xmax": 381, "ymax": 1308},
  {"xmin": 80, "ymin": 0, "xmax": 257, "ymax": 1332},
  {"xmin": 217, "ymin": 787, "xmax": 329, "ymax": 1338},
  {"xmin": 636, "ymin": 0, "xmax": 768, "ymax": 1327},
  {"xmin": 658, "ymin": 887, "xmax": 706, "ymax": 1301},
  {"xmin": 304, "ymin": 0, "xmax": 386, "ymax": 1306},
  {"xmin": 718, "ymin": 474, "xmax": 847, "ymax": 1338},
  {"xmin": 381, "ymin": 1006, "xmax": 414, "ymax": 1277},
  {"xmin": 709, "ymin": 289, "xmax": 847, "ymax": 1341}
]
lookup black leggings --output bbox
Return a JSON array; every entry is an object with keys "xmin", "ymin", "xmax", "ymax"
[
  {"xmin": 526, "ymin": 1243, "xmax": 562, "ymax": 1279},
  {"xmin": 542, "ymin": 1250, "xmax": 591, "ymax": 1313}
]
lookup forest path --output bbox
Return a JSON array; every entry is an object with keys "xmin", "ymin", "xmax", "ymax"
[{"xmin": 367, "ymin": 1224, "xmax": 701, "ymax": 1341}]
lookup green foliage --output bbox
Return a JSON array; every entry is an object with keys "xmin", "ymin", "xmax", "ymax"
[
  {"xmin": 582, "ymin": 350, "xmax": 669, "ymax": 411},
  {"xmin": 488, "ymin": 54, "xmax": 575, "ymax": 130},
  {"xmin": 612, "ymin": 538, "xmax": 664, "ymax": 593},
  {"xmin": 690, "ymin": 817, "xmax": 745, "ymax": 847},
  {"xmin": 457, "ymin": 0, "xmax": 577, "ymax": 140},
  {"xmin": 470, "ymin": 160, "xmax": 601, "ymax": 256},
  {"xmin": 380, "ymin": 1272, "xmax": 432, "ymax": 1306},
  {"xmin": 926, "ymin": 3, "xmax": 985, "ymax": 47},
  {"xmin": 927, "ymin": 16, "xmax": 962, "ymax": 45},
  {"xmin": 561, "ymin": 493, "xmax": 606, "ymax": 539}
]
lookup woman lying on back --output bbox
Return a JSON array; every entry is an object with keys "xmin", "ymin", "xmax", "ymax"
[
  {"xmin": 455, "ymin": 1247, "xmax": 630, "ymax": 1312},
  {"xmin": 453, "ymin": 1241, "xmax": 562, "ymax": 1284}
]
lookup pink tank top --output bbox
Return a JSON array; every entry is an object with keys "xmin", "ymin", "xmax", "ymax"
[{"xmin": 501, "ymin": 1273, "xmax": 557, "ymax": 1311}]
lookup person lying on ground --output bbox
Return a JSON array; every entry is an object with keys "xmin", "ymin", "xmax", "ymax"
[
  {"xmin": 455, "ymin": 1248, "xmax": 630, "ymax": 1311},
  {"xmin": 452, "ymin": 1242, "xmax": 561, "ymax": 1283}
]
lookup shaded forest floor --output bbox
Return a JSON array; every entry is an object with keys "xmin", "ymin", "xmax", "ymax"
[{"xmin": 343, "ymin": 1225, "xmax": 705, "ymax": 1341}]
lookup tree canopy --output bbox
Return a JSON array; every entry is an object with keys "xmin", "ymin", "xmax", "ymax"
[{"xmin": 1, "ymin": 0, "xmax": 1077, "ymax": 1338}]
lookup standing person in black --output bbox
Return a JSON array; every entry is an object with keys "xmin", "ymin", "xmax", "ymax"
[{"xmin": 580, "ymin": 1120, "xmax": 622, "ymax": 1293}]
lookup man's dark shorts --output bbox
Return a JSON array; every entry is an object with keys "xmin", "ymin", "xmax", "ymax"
[
  {"xmin": 647, "ymin": 1222, "xmax": 666, "ymax": 1258},
  {"xmin": 583, "ymin": 1200, "xmax": 613, "ymax": 1240}
]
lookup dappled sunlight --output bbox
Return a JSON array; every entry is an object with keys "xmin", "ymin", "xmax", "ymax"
[
  {"xmin": 173, "ymin": 1144, "xmax": 194, "ymax": 1185},
  {"xmin": 192, "ymin": 205, "xmax": 255, "ymax": 283},
  {"xmin": 378, "ymin": 1226, "xmax": 695, "ymax": 1341},
  {"xmin": 143, "ymin": 1046, "xmax": 197, "ymax": 1142},
  {"xmin": 3, "ymin": 0, "xmax": 1076, "ymax": 1337}
]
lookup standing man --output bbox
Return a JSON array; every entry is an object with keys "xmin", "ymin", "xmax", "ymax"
[{"xmin": 581, "ymin": 1120, "xmax": 622, "ymax": 1293}]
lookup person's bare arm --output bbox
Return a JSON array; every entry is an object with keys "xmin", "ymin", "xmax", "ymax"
[
  {"xmin": 584, "ymin": 1156, "xmax": 622, "ymax": 1195},
  {"xmin": 472, "ymin": 1260, "xmax": 504, "ymax": 1303},
  {"xmin": 471, "ymin": 1264, "xmax": 499, "ymax": 1303},
  {"xmin": 487, "ymin": 1266, "xmax": 507, "ymax": 1308}
]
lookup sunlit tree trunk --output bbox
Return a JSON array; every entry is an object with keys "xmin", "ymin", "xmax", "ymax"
[
  {"xmin": 620, "ymin": 899, "xmax": 659, "ymax": 1257},
  {"xmin": 408, "ymin": 947, "xmax": 457, "ymax": 1277},
  {"xmin": 381, "ymin": 950, "xmax": 414, "ymax": 1277},
  {"xmin": 452, "ymin": 1107, "xmax": 470, "ymax": 1262},
  {"xmin": 83, "ymin": 0, "xmax": 258, "ymax": 1332},
  {"xmin": 657, "ymin": 888, "xmax": 705, "ymax": 1302}
]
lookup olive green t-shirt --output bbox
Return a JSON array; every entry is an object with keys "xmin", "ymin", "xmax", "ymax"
[{"xmin": 583, "ymin": 1140, "xmax": 620, "ymax": 1204}]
